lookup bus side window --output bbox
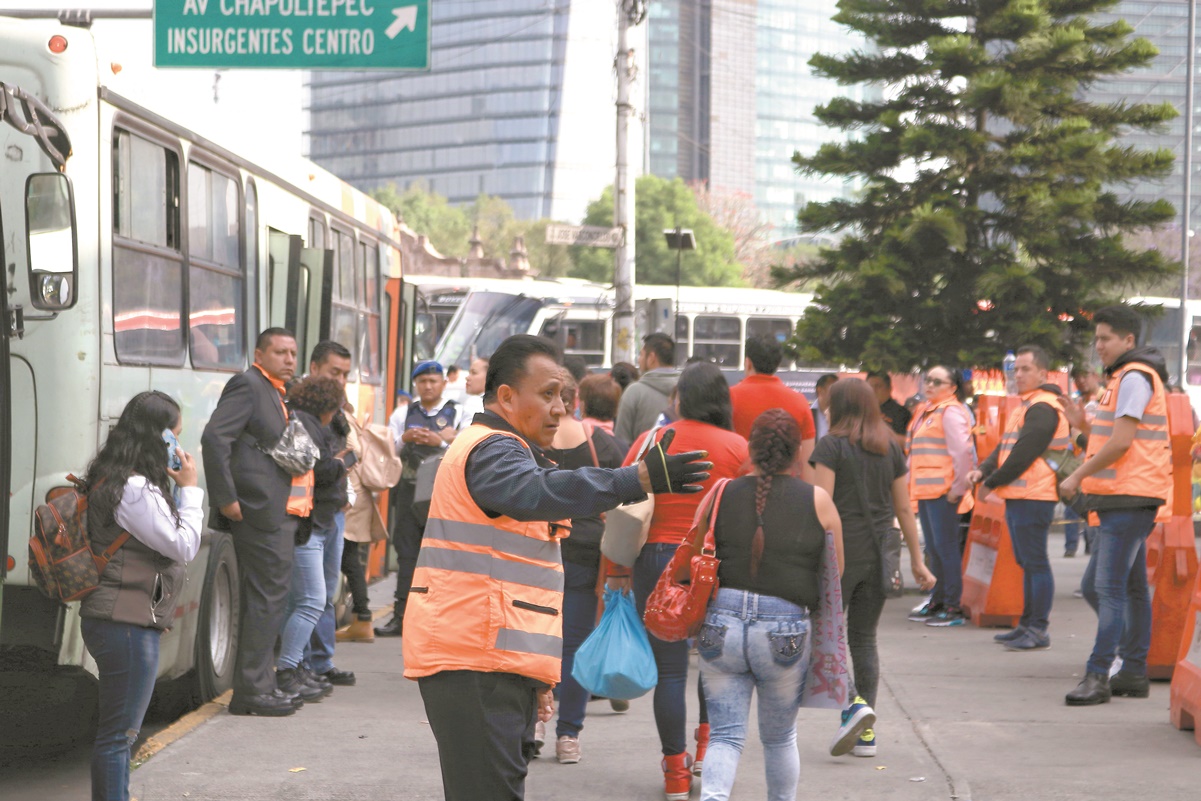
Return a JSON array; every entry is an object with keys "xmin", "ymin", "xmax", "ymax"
[
  {"xmin": 187, "ymin": 161, "xmax": 244, "ymax": 370},
  {"xmin": 692, "ymin": 315, "xmax": 741, "ymax": 365},
  {"xmin": 330, "ymin": 228, "xmax": 359, "ymax": 379},
  {"xmin": 746, "ymin": 317, "xmax": 794, "ymax": 369},
  {"xmin": 358, "ymin": 240, "xmax": 382, "ymax": 384},
  {"xmin": 112, "ymin": 129, "xmax": 184, "ymax": 366}
]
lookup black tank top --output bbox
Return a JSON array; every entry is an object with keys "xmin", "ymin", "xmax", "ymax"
[{"xmin": 712, "ymin": 475, "xmax": 824, "ymax": 609}]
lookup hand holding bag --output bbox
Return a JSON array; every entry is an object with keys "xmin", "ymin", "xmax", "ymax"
[
  {"xmin": 571, "ymin": 588, "xmax": 658, "ymax": 700},
  {"xmin": 643, "ymin": 478, "xmax": 729, "ymax": 642},
  {"xmin": 600, "ymin": 426, "xmax": 663, "ymax": 567}
]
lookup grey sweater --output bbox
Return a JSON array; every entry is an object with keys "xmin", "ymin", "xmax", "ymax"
[{"xmin": 614, "ymin": 368, "xmax": 680, "ymax": 445}]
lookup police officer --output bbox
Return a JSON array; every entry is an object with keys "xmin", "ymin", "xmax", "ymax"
[
  {"xmin": 1060, "ymin": 305, "xmax": 1172, "ymax": 706},
  {"xmin": 402, "ymin": 335, "xmax": 712, "ymax": 801},
  {"xmin": 376, "ymin": 360, "xmax": 462, "ymax": 638},
  {"xmin": 969, "ymin": 345, "xmax": 1070, "ymax": 651}
]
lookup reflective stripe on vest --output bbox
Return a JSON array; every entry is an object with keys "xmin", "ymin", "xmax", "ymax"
[
  {"xmin": 401, "ymin": 424, "xmax": 569, "ymax": 686},
  {"xmin": 1080, "ymin": 362, "xmax": 1171, "ymax": 511},
  {"xmin": 286, "ymin": 470, "xmax": 314, "ymax": 517},
  {"xmin": 995, "ymin": 389, "xmax": 1070, "ymax": 501},
  {"xmin": 908, "ymin": 396, "xmax": 959, "ymax": 500}
]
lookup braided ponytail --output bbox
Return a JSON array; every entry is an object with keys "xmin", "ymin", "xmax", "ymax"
[{"xmin": 746, "ymin": 409, "xmax": 802, "ymax": 579}]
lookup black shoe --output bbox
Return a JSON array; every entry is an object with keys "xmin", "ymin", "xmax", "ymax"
[
  {"xmin": 298, "ymin": 665, "xmax": 334, "ymax": 697},
  {"xmin": 993, "ymin": 626, "xmax": 1025, "ymax": 643},
  {"xmin": 374, "ymin": 614, "xmax": 403, "ymax": 638},
  {"xmin": 229, "ymin": 692, "xmax": 297, "ymax": 717},
  {"xmin": 1110, "ymin": 670, "xmax": 1150, "ymax": 698},
  {"xmin": 277, "ymin": 667, "xmax": 328, "ymax": 702},
  {"xmin": 272, "ymin": 687, "xmax": 303, "ymax": 708},
  {"xmin": 1065, "ymin": 672, "xmax": 1111, "ymax": 706},
  {"xmin": 1064, "ymin": 548, "xmax": 1077, "ymax": 558},
  {"xmin": 318, "ymin": 667, "xmax": 357, "ymax": 686}
]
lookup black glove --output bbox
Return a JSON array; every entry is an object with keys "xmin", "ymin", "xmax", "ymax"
[{"xmin": 643, "ymin": 428, "xmax": 713, "ymax": 494}]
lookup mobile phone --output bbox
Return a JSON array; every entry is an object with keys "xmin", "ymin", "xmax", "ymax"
[{"xmin": 163, "ymin": 428, "xmax": 183, "ymax": 471}]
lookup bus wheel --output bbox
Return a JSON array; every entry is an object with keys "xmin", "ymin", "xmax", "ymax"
[{"xmin": 195, "ymin": 531, "xmax": 239, "ymax": 703}]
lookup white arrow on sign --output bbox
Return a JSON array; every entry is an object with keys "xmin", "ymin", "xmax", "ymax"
[{"xmin": 386, "ymin": 6, "xmax": 419, "ymax": 40}]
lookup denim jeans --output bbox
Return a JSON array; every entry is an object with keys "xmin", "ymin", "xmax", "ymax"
[
  {"xmin": 1080, "ymin": 507, "xmax": 1156, "ymax": 676},
  {"xmin": 556, "ymin": 559, "xmax": 600, "ymax": 739},
  {"xmin": 919, "ymin": 496, "xmax": 964, "ymax": 608},
  {"xmin": 81, "ymin": 618, "xmax": 160, "ymax": 801},
  {"xmin": 1004, "ymin": 499, "xmax": 1056, "ymax": 633},
  {"xmin": 696, "ymin": 588, "xmax": 810, "ymax": 801},
  {"xmin": 307, "ymin": 510, "xmax": 346, "ymax": 673},
  {"xmin": 279, "ymin": 519, "xmax": 337, "ymax": 670},
  {"xmin": 634, "ymin": 542, "xmax": 708, "ymax": 756},
  {"xmin": 841, "ymin": 556, "xmax": 885, "ymax": 707}
]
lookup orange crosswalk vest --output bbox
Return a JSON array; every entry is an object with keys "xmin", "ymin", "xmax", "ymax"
[
  {"xmin": 908, "ymin": 395, "xmax": 961, "ymax": 501},
  {"xmin": 995, "ymin": 389, "xmax": 1072, "ymax": 501},
  {"xmin": 286, "ymin": 470, "xmax": 314, "ymax": 517},
  {"xmin": 1080, "ymin": 362, "xmax": 1171, "ymax": 518},
  {"xmin": 402, "ymin": 424, "xmax": 570, "ymax": 686}
]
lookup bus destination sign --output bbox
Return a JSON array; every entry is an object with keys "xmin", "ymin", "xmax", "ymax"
[{"xmin": 154, "ymin": 0, "xmax": 430, "ymax": 69}]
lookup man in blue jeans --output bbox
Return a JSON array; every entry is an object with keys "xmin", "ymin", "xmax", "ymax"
[
  {"xmin": 1060, "ymin": 305, "xmax": 1173, "ymax": 706},
  {"xmin": 969, "ymin": 345, "xmax": 1070, "ymax": 652}
]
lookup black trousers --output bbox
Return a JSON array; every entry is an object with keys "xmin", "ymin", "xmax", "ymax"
[
  {"xmin": 840, "ymin": 556, "xmax": 886, "ymax": 708},
  {"xmin": 391, "ymin": 480, "xmax": 425, "ymax": 605},
  {"xmin": 341, "ymin": 540, "xmax": 371, "ymax": 618},
  {"xmin": 230, "ymin": 516, "xmax": 296, "ymax": 697},
  {"xmin": 418, "ymin": 671, "xmax": 539, "ymax": 801}
]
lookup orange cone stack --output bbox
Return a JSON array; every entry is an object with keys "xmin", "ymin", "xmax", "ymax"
[{"xmin": 1170, "ymin": 565, "xmax": 1201, "ymax": 746}]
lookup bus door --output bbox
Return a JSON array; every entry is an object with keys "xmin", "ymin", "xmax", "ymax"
[
  {"xmin": 0, "ymin": 202, "xmax": 10, "ymax": 624},
  {"xmin": 266, "ymin": 230, "xmax": 332, "ymax": 358}
]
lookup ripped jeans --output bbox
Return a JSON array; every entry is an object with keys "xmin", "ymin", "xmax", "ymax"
[
  {"xmin": 697, "ymin": 588, "xmax": 811, "ymax": 801},
  {"xmin": 81, "ymin": 617, "xmax": 160, "ymax": 801}
]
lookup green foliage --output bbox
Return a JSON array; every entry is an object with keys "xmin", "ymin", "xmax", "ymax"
[
  {"xmin": 371, "ymin": 182, "xmax": 470, "ymax": 258},
  {"xmin": 786, "ymin": 0, "xmax": 1180, "ymax": 372},
  {"xmin": 572, "ymin": 175, "xmax": 744, "ymax": 287}
]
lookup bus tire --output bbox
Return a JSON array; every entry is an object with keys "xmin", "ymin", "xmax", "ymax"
[{"xmin": 194, "ymin": 531, "xmax": 239, "ymax": 703}]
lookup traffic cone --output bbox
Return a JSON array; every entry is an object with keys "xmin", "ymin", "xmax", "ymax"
[{"xmin": 1169, "ymin": 564, "xmax": 1201, "ymax": 747}]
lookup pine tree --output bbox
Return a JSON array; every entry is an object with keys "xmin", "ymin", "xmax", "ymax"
[{"xmin": 783, "ymin": 0, "xmax": 1180, "ymax": 371}]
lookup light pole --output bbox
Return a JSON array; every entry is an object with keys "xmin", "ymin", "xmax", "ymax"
[
  {"xmin": 1181, "ymin": 0, "xmax": 1196, "ymax": 384},
  {"xmin": 663, "ymin": 227, "xmax": 696, "ymax": 338}
]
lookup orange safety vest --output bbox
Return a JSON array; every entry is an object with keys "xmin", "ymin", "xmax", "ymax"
[
  {"xmin": 1080, "ymin": 362, "xmax": 1171, "ymax": 516},
  {"xmin": 286, "ymin": 470, "xmax": 314, "ymax": 517},
  {"xmin": 402, "ymin": 424, "xmax": 570, "ymax": 686},
  {"xmin": 908, "ymin": 395, "xmax": 962, "ymax": 501},
  {"xmin": 995, "ymin": 389, "xmax": 1071, "ymax": 501}
]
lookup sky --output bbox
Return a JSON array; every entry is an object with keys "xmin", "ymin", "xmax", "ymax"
[{"xmin": 0, "ymin": 1, "xmax": 308, "ymax": 159}]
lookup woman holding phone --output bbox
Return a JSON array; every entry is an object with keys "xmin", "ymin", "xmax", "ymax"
[{"xmin": 79, "ymin": 390, "xmax": 203, "ymax": 801}]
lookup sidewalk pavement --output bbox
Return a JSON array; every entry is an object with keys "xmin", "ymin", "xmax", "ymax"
[{"xmin": 130, "ymin": 535, "xmax": 1199, "ymax": 801}]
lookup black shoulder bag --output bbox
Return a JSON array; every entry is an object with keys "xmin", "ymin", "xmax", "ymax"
[{"xmin": 844, "ymin": 443, "xmax": 905, "ymax": 598}]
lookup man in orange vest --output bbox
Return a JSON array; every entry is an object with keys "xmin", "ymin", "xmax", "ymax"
[
  {"xmin": 1060, "ymin": 305, "xmax": 1172, "ymax": 706},
  {"xmin": 401, "ymin": 334, "xmax": 712, "ymax": 801},
  {"xmin": 969, "ymin": 345, "xmax": 1071, "ymax": 651}
]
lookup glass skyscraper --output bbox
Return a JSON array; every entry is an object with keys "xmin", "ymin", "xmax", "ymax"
[{"xmin": 305, "ymin": 1, "xmax": 640, "ymax": 222}]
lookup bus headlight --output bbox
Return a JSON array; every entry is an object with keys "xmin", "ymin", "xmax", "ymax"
[{"xmin": 37, "ymin": 272, "xmax": 73, "ymax": 308}]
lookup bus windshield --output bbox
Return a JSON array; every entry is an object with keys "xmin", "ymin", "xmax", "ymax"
[{"xmin": 434, "ymin": 291, "xmax": 543, "ymax": 369}]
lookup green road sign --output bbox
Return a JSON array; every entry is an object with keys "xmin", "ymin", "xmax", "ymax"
[{"xmin": 154, "ymin": 0, "xmax": 429, "ymax": 69}]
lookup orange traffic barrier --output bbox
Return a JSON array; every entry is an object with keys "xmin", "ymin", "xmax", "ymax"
[
  {"xmin": 1146, "ymin": 516, "xmax": 1199, "ymax": 679},
  {"xmin": 1169, "ymin": 563, "xmax": 1201, "ymax": 746},
  {"xmin": 959, "ymin": 493, "xmax": 1024, "ymax": 628},
  {"xmin": 1144, "ymin": 395, "xmax": 1200, "ymax": 678}
]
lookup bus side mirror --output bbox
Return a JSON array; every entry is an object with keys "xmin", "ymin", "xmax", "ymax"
[{"xmin": 25, "ymin": 172, "xmax": 78, "ymax": 310}]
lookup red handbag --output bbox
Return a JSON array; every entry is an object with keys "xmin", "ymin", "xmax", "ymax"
[{"xmin": 643, "ymin": 479, "xmax": 729, "ymax": 642}]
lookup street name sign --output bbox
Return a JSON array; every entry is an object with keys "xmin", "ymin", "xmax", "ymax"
[
  {"xmin": 545, "ymin": 224, "xmax": 624, "ymax": 248},
  {"xmin": 155, "ymin": 0, "xmax": 430, "ymax": 69}
]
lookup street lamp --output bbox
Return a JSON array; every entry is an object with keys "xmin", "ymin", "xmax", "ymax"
[{"xmin": 663, "ymin": 227, "xmax": 696, "ymax": 338}]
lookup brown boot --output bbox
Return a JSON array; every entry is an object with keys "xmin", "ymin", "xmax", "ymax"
[{"xmin": 336, "ymin": 617, "xmax": 375, "ymax": 643}]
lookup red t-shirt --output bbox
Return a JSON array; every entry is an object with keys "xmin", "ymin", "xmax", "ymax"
[
  {"xmin": 729, "ymin": 374, "xmax": 816, "ymax": 442},
  {"xmin": 624, "ymin": 419, "xmax": 749, "ymax": 545}
]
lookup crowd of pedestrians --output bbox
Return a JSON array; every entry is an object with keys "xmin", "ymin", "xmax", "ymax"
[{"xmin": 79, "ymin": 300, "xmax": 1182, "ymax": 801}]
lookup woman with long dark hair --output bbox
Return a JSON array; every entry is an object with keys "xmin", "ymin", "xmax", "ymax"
[
  {"xmin": 698, "ymin": 409, "xmax": 842, "ymax": 801},
  {"xmin": 80, "ymin": 391, "xmax": 203, "ymax": 801},
  {"xmin": 811, "ymin": 378, "xmax": 934, "ymax": 760},
  {"xmin": 621, "ymin": 362, "xmax": 749, "ymax": 800}
]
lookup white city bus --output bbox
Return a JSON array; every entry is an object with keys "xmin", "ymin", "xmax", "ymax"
[
  {"xmin": 0, "ymin": 16, "xmax": 401, "ymax": 716},
  {"xmin": 432, "ymin": 280, "xmax": 817, "ymax": 371}
]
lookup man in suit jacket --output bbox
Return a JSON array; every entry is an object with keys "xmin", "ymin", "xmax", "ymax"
[{"xmin": 202, "ymin": 327, "xmax": 301, "ymax": 717}]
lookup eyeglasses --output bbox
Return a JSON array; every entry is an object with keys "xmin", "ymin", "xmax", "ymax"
[{"xmin": 923, "ymin": 377, "xmax": 950, "ymax": 386}]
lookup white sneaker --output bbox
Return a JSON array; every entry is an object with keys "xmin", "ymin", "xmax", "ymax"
[{"xmin": 556, "ymin": 735, "xmax": 581, "ymax": 764}]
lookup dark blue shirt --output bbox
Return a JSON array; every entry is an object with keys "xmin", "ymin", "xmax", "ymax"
[{"xmin": 464, "ymin": 412, "xmax": 646, "ymax": 522}]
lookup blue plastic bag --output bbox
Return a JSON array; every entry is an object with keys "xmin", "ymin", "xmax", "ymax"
[{"xmin": 571, "ymin": 588, "xmax": 658, "ymax": 700}]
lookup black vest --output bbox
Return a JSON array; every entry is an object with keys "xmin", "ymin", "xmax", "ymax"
[{"xmin": 400, "ymin": 399, "xmax": 458, "ymax": 478}]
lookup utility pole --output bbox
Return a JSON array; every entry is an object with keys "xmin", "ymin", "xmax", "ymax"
[
  {"xmin": 613, "ymin": 0, "xmax": 646, "ymax": 365},
  {"xmin": 1181, "ymin": 0, "xmax": 1196, "ymax": 384}
]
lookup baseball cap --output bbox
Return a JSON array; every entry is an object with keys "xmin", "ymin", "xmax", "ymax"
[{"xmin": 412, "ymin": 360, "xmax": 444, "ymax": 381}]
